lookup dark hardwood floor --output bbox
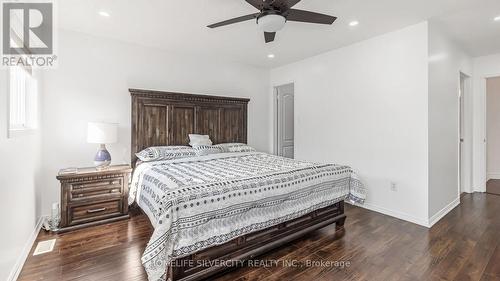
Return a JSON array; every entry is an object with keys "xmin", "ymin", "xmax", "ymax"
[
  {"xmin": 487, "ymin": 179, "xmax": 500, "ymax": 195},
  {"xmin": 19, "ymin": 193, "xmax": 500, "ymax": 281}
]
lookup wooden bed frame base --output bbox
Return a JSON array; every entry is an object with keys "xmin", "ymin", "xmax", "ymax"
[
  {"xmin": 169, "ymin": 201, "xmax": 346, "ymax": 281},
  {"xmin": 129, "ymin": 89, "xmax": 347, "ymax": 281}
]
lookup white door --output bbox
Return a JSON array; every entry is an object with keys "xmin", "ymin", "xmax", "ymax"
[
  {"xmin": 459, "ymin": 75, "xmax": 465, "ymax": 193},
  {"xmin": 276, "ymin": 84, "xmax": 294, "ymax": 158}
]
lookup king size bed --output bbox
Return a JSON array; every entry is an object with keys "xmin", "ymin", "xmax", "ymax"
[{"xmin": 128, "ymin": 89, "xmax": 365, "ymax": 281}]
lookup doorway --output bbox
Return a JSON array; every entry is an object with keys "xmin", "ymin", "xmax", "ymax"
[
  {"xmin": 486, "ymin": 76, "xmax": 500, "ymax": 195},
  {"xmin": 274, "ymin": 83, "xmax": 294, "ymax": 159},
  {"xmin": 459, "ymin": 73, "xmax": 468, "ymax": 194}
]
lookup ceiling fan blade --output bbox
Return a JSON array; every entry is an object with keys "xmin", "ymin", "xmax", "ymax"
[
  {"xmin": 264, "ymin": 32, "xmax": 276, "ymax": 43},
  {"xmin": 207, "ymin": 13, "xmax": 259, "ymax": 28},
  {"xmin": 286, "ymin": 0, "xmax": 302, "ymax": 7},
  {"xmin": 271, "ymin": 0, "xmax": 302, "ymax": 12},
  {"xmin": 286, "ymin": 9, "xmax": 337, "ymax": 25},
  {"xmin": 245, "ymin": 0, "xmax": 267, "ymax": 10}
]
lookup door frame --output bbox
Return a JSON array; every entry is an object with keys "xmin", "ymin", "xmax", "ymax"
[
  {"xmin": 482, "ymin": 74, "xmax": 500, "ymax": 190},
  {"xmin": 459, "ymin": 72, "xmax": 472, "ymax": 196},
  {"xmin": 273, "ymin": 83, "xmax": 294, "ymax": 156}
]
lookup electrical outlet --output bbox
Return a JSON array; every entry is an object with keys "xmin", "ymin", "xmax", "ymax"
[{"xmin": 390, "ymin": 182, "xmax": 397, "ymax": 192}]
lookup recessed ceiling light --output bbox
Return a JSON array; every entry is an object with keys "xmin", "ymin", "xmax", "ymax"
[
  {"xmin": 99, "ymin": 11, "xmax": 110, "ymax": 17},
  {"xmin": 494, "ymin": 16, "xmax": 500, "ymax": 22},
  {"xmin": 349, "ymin": 21, "xmax": 359, "ymax": 27},
  {"xmin": 267, "ymin": 54, "xmax": 275, "ymax": 59}
]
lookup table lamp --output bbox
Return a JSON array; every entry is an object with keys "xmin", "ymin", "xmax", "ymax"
[{"xmin": 87, "ymin": 122, "xmax": 118, "ymax": 169}]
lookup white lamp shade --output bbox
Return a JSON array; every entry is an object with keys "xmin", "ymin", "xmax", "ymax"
[
  {"xmin": 257, "ymin": 14, "xmax": 286, "ymax": 32},
  {"xmin": 87, "ymin": 122, "xmax": 118, "ymax": 144}
]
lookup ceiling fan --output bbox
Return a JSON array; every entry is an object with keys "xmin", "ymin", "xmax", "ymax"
[{"xmin": 207, "ymin": 0, "xmax": 337, "ymax": 43}]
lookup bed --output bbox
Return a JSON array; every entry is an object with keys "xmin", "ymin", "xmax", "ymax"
[{"xmin": 129, "ymin": 89, "xmax": 365, "ymax": 281}]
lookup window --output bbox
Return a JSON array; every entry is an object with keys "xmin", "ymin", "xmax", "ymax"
[{"xmin": 8, "ymin": 66, "xmax": 38, "ymax": 134}]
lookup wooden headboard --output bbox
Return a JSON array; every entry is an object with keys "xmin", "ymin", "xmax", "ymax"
[{"xmin": 130, "ymin": 89, "xmax": 250, "ymax": 166}]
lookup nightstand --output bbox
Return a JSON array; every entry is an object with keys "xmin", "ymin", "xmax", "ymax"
[{"xmin": 56, "ymin": 164, "xmax": 133, "ymax": 232}]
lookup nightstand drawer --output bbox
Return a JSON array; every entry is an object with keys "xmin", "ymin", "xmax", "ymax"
[
  {"xmin": 70, "ymin": 178, "xmax": 123, "ymax": 201},
  {"xmin": 57, "ymin": 165, "xmax": 132, "ymax": 232},
  {"xmin": 69, "ymin": 200, "xmax": 122, "ymax": 225}
]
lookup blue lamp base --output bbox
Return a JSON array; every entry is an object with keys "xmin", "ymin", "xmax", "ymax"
[{"xmin": 94, "ymin": 144, "xmax": 111, "ymax": 169}]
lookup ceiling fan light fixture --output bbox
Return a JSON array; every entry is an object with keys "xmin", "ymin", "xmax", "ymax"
[
  {"xmin": 257, "ymin": 14, "xmax": 286, "ymax": 32},
  {"xmin": 207, "ymin": 0, "xmax": 337, "ymax": 43}
]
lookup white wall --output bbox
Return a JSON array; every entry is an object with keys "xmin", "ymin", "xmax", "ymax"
[
  {"xmin": 473, "ymin": 53, "xmax": 500, "ymax": 192},
  {"xmin": 0, "ymin": 70, "xmax": 42, "ymax": 280},
  {"xmin": 427, "ymin": 21, "xmax": 472, "ymax": 220},
  {"xmin": 2, "ymin": 23, "xmax": 484, "ymax": 279},
  {"xmin": 40, "ymin": 30, "xmax": 271, "ymax": 215},
  {"xmin": 486, "ymin": 77, "xmax": 500, "ymax": 179},
  {"xmin": 271, "ymin": 23, "xmax": 430, "ymax": 226}
]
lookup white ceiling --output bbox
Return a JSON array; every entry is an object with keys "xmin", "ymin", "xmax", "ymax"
[
  {"xmin": 434, "ymin": 0, "xmax": 500, "ymax": 57},
  {"xmin": 59, "ymin": 0, "xmax": 498, "ymax": 68}
]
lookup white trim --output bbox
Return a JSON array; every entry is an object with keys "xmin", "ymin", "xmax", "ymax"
[
  {"xmin": 350, "ymin": 197, "xmax": 460, "ymax": 228},
  {"xmin": 349, "ymin": 202, "xmax": 429, "ymax": 228},
  {"xmin": 479, "ymin": 73, "xmax": 500, "ymax": 193},
  {"xmin": 272, "ymin": 82, "xmax": 295, "ymax": 156},
  {"xmin": 272, "ymin": 86, "xmax": 278, "ymax": 155},
  {"xmin": 7, "ymin": 216, "xmax": 46, "ymax": 281},
  {"xmin": 428, "ymin": 197, "xmax": 460, "ymax": 227},
  {"xmin": 487, "ymin": 173, "xmax": 500, "ymax": 180},
  {"xmin": 459, "ymin": 72, "xmax": 473, "ymax": 194}
]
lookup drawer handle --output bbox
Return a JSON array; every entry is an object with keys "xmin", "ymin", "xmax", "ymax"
[{"xmin": 87, "ymin": 207, "xmax": 107, "ymax": 214}]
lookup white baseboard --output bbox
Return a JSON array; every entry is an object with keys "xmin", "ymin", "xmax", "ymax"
[
  {"xmin": 7, "ymin": 216, "xmax": 46, "ymax": 281},
  {"xmin": 428, "ymin": 197, "xmax": 460, "ymax": 227},
  {"xmin": 351, "ymin": 197, "xmax": 461, "ymax": 228},
  {"xmin": 487, "ymin": 173, "xmax": 500, "ymax": 181},
  {"xmin": 349, "ymin": 201, "xmax": 429, "ymax": 228}
]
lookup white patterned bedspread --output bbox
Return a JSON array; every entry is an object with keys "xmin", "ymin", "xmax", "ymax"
[{"xmin": 129, "ymin": 152, "xmax": 365, "ymax": 281}]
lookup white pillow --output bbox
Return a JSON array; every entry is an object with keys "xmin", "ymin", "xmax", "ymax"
[
  {"xmin": 189, "ymin": 134, "xmax": 213, "ymax": 146},
  {"xmin": 136, "ymin": 146, "xmax": 196, "ymax": 162},
  {"xmin": 218, "ymin": 143, "xmax": 256, "ymax": 153},
  {"xmin": 192, "ymin": 145, "xmax": 224, "ymax": 156}
]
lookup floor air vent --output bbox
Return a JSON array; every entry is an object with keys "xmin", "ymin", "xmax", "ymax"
[{"xmin": 33, "ymin": 239, "xmax": 56, "ymax": 255}]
